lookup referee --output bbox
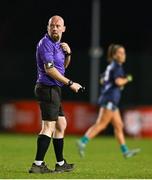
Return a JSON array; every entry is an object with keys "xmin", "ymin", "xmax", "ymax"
[{"xmin": 29, "ymin": 15, "xmax": 82, "ymax": 173}]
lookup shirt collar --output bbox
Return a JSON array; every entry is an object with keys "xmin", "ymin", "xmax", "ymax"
[{"xmin": 112, "ymin": 60, "xmax": 122, "ymax": 66}]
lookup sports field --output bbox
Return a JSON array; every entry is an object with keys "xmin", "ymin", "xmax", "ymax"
[{"xmin": 0, "ymin": 134, "xmax": 152, "ymax": 179}]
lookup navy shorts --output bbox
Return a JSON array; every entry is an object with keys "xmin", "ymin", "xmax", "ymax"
[
  {"xmin": 34, "ymin": 83, "xmax": 64, "ymax": 121},
  {"xmin": 98, "ymin": 95, "xmax": 118, "ymax": 111},
  {"xmin": 101, "ymin": 101, "xmax": 118, "ymax": 111}
]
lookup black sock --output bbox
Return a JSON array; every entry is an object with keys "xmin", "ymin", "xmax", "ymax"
[
  {"xmin": 35, "ymin": 134, "xmax": 51, "ymax": 161},
  {"xmin": 53, "ymin": 138, "xmax": 64, "ymax": 162}
]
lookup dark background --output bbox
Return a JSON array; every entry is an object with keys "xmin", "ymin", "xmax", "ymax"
[{"xmin": 0, "ymin": 0, "xmax": 152, "ymax": 106}]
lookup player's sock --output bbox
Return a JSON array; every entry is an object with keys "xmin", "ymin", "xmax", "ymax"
[
  {"xmin": 80, "ymin": 135, "xmax": 89, "ymax": 145},
  {"xmin": 120, "ymin": 144, "xmax": 129, "ymax": 154},
  {"xmin": 53, "ymin": 138, "xmax": 64, "ymax": 162},
  {"xmin": 35, "ymin": 134, "xmax": 51, "ymax": 162}
]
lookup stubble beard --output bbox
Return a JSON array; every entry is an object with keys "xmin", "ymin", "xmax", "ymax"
[{"xmin": 51, "ymin": 34, "xmax": 60, "ymax": 42}]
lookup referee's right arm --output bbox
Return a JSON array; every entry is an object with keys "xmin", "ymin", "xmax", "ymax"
[
  {"xmin": 44, "ymin": 64, "xmax": 82, "ymax": 93},
  {"xmin": 44, "ymin": 64, "xmax": 69, "ymax": 85}
]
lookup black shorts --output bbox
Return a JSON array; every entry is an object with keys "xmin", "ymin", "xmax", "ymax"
[{"xmin": 34, "ymin": 83, "xmax": 64, "ymax": 121}]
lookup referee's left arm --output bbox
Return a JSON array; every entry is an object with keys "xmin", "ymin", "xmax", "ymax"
[
  {"xmin": 60, "ymin": 42, "xmax": 71, "ymax": 68},
  {"xmin": 64, "ymin": 54, "xmax": 71, "ymax": 68}
]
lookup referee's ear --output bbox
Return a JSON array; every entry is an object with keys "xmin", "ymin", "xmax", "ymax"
[
  {"xmin": 63, "ymin": 26, "xmax": 66, "ymax": 32},
  {"xmin": 47, "ymin": 25, "xmax": 49, "ymax": 32}
]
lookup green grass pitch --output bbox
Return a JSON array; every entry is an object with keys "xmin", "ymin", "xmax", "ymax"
[{"xmin": 0, "ymin": 134, "xmax": 152, "ymax": 179}]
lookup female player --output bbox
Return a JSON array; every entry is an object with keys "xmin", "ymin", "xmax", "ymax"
[{"xmin": 77, "ymin": 44, "xmax": 140, "ymax": 158}]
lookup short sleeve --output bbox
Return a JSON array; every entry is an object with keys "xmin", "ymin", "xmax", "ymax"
[
  {"xmin": 38, "ymin": 39, "xmax": 54, "ymax": 64},
  {"xmin": 113, "ymin": 66, "xmax": 124, "ymax": 80}
]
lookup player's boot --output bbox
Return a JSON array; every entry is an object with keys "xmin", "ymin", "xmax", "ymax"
[
  {"xmin": 54, "ymin": 159, "xmax": 75, "ymax": 173},
  {"xmin": 123, "ymin": 148, "xmax": 141, "ymax": 158},
  {"xmin": 76, "ymin": 140, "xmax": 86, "ymax": 157},
  {"xmin": 29, "ymin": 162, "xmax": 53, "ymax": 173}
]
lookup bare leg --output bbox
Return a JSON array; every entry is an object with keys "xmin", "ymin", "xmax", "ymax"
[
  {"xmin": 40, "ymin": 120, "xmax": 56, "ymax": 137},
  {"xmin": 111, "ymin": 109, "xmax": 126, "ymax": 145},
  {"xmin": 53, "ymin": 116, "xmax": 67, "ymax": 139},
  {"xmin": 111, "ymin": 110, "xmax": 141, "ymax": 157},
  {"xmin": 77, "ymin": 107, "xmax": 114, "ymax": 157},
  {"xmin": 85, "ymin": 107, "xmax": 114, "ymax": 139}
]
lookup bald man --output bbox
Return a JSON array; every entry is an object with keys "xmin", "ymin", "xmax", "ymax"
[{"xmin": 29, "ymin": 15, "xmax": 82, "ymax": 173}]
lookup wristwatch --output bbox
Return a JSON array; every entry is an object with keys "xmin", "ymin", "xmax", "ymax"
[
  {"xmin": 67, "ymin": 80, "xmax": 73, "ymax": 87},
  {"xmin": 65, "ymin": 52, "xmax": 72, "ymax": 56}
]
